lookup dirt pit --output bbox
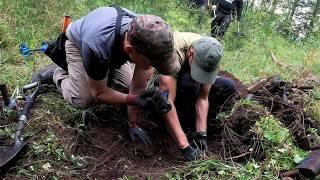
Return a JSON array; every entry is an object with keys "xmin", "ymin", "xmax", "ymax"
[{"xmin": 67, "ymin": 71, "xmax": 318, "ymax": 178}]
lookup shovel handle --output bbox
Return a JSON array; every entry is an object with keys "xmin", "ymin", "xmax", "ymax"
[
  {"xmin": 23, "ymin": 82, "xmax": 38, "ymax": 91},
  {"xmin": 61, "ymin": 15, "xmax": 71, "ymax": 33},
  {"xmin": 0, "ymin": 83, "xmax": 10, "ymax": 106},
  {"xmin": 15, "ymin": 82, "xmax": 42, "ymax": 140}
]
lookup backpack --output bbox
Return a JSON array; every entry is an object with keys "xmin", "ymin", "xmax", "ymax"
[{"xmin": 44, "ymin": 5, "xmax": 134, "ymax": 71}]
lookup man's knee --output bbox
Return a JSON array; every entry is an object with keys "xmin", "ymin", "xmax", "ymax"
[
  {"xmin": 108, "ymin": 62, "xmax": 134, "ymax": 93},
  {"xmin": 221, "ymin": 15, "xmax": 232, "ymax": 28},
  {"xmin": 59, "ymin": 77, "xmax": 95, "ymax": 109},
  {"xmin": 68, "ymin": 96, "xmax": 94, "ymax": 109},
  {"xmin": 213, "ymin": 77, "xmax": 237, "ymax": 97},
  {"xmin": 62, "ymin": 91, "xmax": 95, "ymax": 109}
]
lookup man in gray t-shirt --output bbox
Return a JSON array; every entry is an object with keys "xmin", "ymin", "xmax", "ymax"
[{"xmin": 33, "ymin": 6, "xmax": 181, "ymax": 144}]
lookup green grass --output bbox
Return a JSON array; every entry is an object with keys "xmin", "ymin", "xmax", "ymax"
[{"xmin": 1, "ymin": 0, "xmax": 320, "ymax": 179}]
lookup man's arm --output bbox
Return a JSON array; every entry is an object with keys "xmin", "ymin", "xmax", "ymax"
[
  {"xmin": 87, "ymin": 77, "xmax": 128, "ymax": 105},
  {"xmin": 195, "ymin": 84, "xmax": 211, "ymax": 132},
  {"xmin": 127, "ymin": 67, "xmax": 153, "ymax": 127},
  {"xmin": 160, "ymin": 75, "xmax": 189, "ymax": 149}
]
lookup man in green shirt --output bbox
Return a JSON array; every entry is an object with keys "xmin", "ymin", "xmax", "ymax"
[{"xmin": 150, "ymin": 32, "xmax": 237, "ymax": 160}]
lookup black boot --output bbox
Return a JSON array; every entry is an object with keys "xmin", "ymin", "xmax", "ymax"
[{"xmin": 31, "ymin": 63, "xmax": 59, "ymax": 84}]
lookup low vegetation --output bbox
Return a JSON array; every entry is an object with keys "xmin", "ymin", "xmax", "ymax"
[{"xmin": 0, "ymin": 0, "xmax": 319, "ymax": 179}]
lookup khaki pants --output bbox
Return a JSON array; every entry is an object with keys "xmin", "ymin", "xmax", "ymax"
[{"xmin": 53, "ymin": 40, "xmax": 134, "ymax": 109}]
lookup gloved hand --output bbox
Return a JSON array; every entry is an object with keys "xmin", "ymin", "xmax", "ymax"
[
  {"xmin": 211, "ymin": 5, "xmax": 216, "ymax": 11},
  {"xmin": 128, "ymin": 126, "xmax": 152, "ymax": 145},
  {"xmin": 127, "ymin": 88, "xmax": 172, "ymax": 115},
  {"xmin": 190, "ymin": 131, "xmax": 208, "ymax": 152},
  {"xmin": 181, "ymin": 145, "xmax": 201, "ymax": 161}
]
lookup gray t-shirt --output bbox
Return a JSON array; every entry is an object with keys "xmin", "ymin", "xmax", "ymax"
[{"xmin": 68, "ymin": 7, "xmax": 136, "ymax": 80}]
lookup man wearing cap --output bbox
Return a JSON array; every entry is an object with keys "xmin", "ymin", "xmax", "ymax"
[
  {"xmin": 151, "ymin": 32, "xmax": 236, "ymax": 161},
  {"xmin": 32, "ymin": 6, "xmax": 180, "ymax": 144}
]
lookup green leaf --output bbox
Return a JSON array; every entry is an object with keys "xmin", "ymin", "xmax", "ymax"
[
  {"xmin": 263, "ymin": 131, "xmax": 274, "ymax": 141},
  {"xmin": 293, "ymin": 153, "xmax": 304, "ymax": 163}
]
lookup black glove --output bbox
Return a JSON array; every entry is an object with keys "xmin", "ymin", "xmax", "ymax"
[
  {"xmin": 128, "ymin": 126, "xmax": 152, "ymax": 145},
  {"xmin": 190, "ymin": 131, "xmax": 208, "ymax": 153},
  {"xmin": 181, "ymin": 145, "xmax": 201, "ymax": 161},
  {"xmin": 127, "ymin": 88, "xmax": 172, "ymax": 114}
]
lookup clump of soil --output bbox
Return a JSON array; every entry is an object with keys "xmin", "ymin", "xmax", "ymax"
[
  {"xmin": 205, "ymin": 74, "xmax": 320, "ymax": 162},
  {"xmin": 251, "ymin": 75, "xmax": 320, "ymax": 150}
]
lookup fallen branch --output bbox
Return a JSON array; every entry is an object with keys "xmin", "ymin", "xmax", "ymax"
[
  {"xmin": 225, "ymin": 151, "xmax": 251, "ymax": 161},
  {"xmin": 270, "ymin": 51, "xmax": 285, "ymax": 67}
]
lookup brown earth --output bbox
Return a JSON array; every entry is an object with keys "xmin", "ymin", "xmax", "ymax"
[{"xmin": 1, "ymin": 71, "xmax": 319, "ymax": 179}]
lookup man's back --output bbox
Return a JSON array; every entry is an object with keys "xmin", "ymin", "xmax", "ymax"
[
  {"xmin": 213, "ymin": 0, "xmax": 243, "ymax": 13},
  {"xmin": 68, "ymin": 7, "xmax": 136, "ymax": 63}
]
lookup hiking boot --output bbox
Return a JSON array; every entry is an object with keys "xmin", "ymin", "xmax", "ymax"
[{"xmin": 31, "ymin": 63, "xmax": 59, "ymax": 84}]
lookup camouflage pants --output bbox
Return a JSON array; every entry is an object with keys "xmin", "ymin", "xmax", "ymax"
[{"xmin": 211, "ymin": 9, "xmax": 232, "ymax": 37}]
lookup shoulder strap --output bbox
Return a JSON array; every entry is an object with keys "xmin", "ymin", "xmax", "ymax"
[
  {"xmin": 111, "ymin": 4, "xmax": 135, "ymax": 46},
  {"xmin": 109, "ymin": 5, "xmax": 135, "ymax": 68}
]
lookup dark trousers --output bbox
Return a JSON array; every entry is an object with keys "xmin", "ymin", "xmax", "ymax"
[
  {"xmin": 211, "ymin": 9, "xmax": 232, "ymax": 37},
  {"xmin": 175, "ymin": 76, "xmax": 237, "ymax": 131}
]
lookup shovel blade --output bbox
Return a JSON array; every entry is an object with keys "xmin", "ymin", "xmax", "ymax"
[{"xmin": 0, "ymin": 141, "xmax": 27, "ymax": 167}]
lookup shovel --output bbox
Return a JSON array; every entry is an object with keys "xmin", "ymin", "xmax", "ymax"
[{"xmin": 0, "ymin": 81, "xmax": 42, "ymax": 167}]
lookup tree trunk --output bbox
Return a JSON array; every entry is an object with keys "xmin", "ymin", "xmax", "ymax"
[{"xmin": 308, "ymin": 0, "xmax": 320, "ymax": 35}]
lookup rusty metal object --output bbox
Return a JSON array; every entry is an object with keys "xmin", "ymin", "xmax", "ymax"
[
  {"xmin": 280, "ymin": 169, "xmax": 299, "ymax": 178},
  {"xmin": 281, "ymin": 89, "xmax": 288, "ymax": 104},
  {"xmin": 272, "ymin": 74, "xmax": 286, "ymax": 88},
  {"xmin": 247, "ymin": 79, "xmax": 267, "ymax": 93},
  {"xmin": 296, "ymin": 149, "xmax": 320, "ymax": 178}
]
